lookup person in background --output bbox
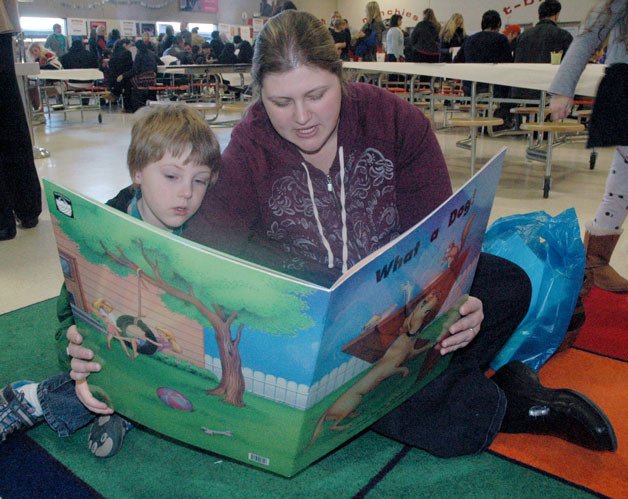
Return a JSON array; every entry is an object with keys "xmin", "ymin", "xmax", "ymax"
[
  {"xmin": 158, "ymin": 25, "xmax": 175, "ymax": 57},
  {"xmin": 107, "ymin": 38, "xmax": 134, "ymax": 111},
  {"xmin": 439, "ymin": 13, "xmax": 466, "ymax": 63},
  {"xmin": 218, "ymin": 42, "xmax": 239, "ymax": 65},
  {"xmin": 45, "ymin": 23, "xmax": 67, "ymax": 57},
  {"xmin": 178, "ymin": 21, "xmax": 192, "ymax": 46},
  {"xmin": 410, "ymin": 8, "xmax": 441, "ymax": 63},
  {"xmin": 196, "ymin": 41, "xmax": 215, "ymax": 64},
  {"xmin": 356, "ymin": 1, "xmax": 385, "ymax": 62},
  {"xmin": 511, "ymin": 0, "xmax": 573, "ymax": 101},
  {"xmin": 88, "ymin": 28, "xmax": 99, "ymax": 59},
  {"xmin": 117, "ymin": 40, "xmax": 163, "ymax": 112},
  {"xmin": 209, "ymin": 30, "xmax": 224, "ymax": 61},
  {"xmin": 163, "ymin": 35, "xmax": 193, "ymax": 64},
  {"xmin": 386, "ymin": 13, "xmax": 404, "ymax": 62},
  {"xmin": 280, "ymin": 0, "xmax": 297, "ymax": 11},
  {"xmin": 60, "ymin": 38, "xmax": 98, "ymax": 70},
  {"xmin": 260, "ymin": 0, "xmax": 273, "ymax": 17},
  {"xmin": 0, "ymin": 0, "xmax": 41, "ymax": 241},
  {"xmin": 454, "ymin": 10, "xmax": 513, "ymax": 128},
  {"xmin": 237, "ymin": 40, "xmax": 254, "ymax": 64},
  {"xmin": 331, "ymin": 17, "xmax": 351, "ymax": 61},
  {"xmin": 191, "ymin": 27, "xmax": 204, "ymax": 47},
  {"xmin": 549, "ymin": 0, "xmax": 627, "ymax": 294},
  {"xmin": 95, "ymin": 25, "xmax": 107, "ymax": 59},
  {"xmin": 28, "ymin": 42, "xmax": 62, "ymax": 70},
  {"xmin": 142, "ymin": 30, "xmax": 156, "ymax": 53},
  {"xmin": 106, "ymin": 28, "xmax": 120, "ymax": 49},
  {"xmin": 502, "ymin": 24, "xmax": 521, "ymax": 56}
]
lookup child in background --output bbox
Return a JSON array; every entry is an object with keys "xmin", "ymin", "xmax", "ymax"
[{"xmin": 0, "ymin": 104, "xmax": 221, "ymax": 458}]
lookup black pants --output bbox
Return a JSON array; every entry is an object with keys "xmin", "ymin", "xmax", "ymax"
[
  {"xmin": 0, "ymin": 34, "xmax": 41, "ymax": 227},
  {"xmin": 372, "ymin": 253, "xmax": 532, "ymax": 457}
]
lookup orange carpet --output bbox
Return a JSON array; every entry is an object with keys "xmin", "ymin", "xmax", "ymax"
[{"xmin": 490, "ymin": 349, "xmax": 627, "ymax": 497}]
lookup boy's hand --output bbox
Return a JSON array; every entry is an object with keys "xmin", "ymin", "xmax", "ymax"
[
  {"xmin": 437, "ymin": 296, "xmax": 483, "ymax": 355},
  {"xmin": 66, "ymin": 325, "xmax": 113, "ymax": 414}
]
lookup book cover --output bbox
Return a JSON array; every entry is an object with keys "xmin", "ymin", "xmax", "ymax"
[{"xmin": 43, "ymin": 148, "xmax": 505, "ymax": 476}]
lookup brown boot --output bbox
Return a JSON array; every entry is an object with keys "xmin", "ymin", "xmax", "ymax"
[{"xmin": 583, "ymin": 228, "xmax": 628, "ymax": 294}]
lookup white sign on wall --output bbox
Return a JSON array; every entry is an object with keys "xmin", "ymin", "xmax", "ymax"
[
  {"xmin": 119, "ymin": 20, "xmax": 136, "ymax": 37},
  {"xmin": 218, "ymin": 22, "xmax": 230, "ymax": 35},
  {"xmin": 68, "ymin": 18, "xmax": 87, "ymax": 36},
  {"xmin": 252, "ymin": 17, "xmax": 264, "ymax": 34},
  {"xmin": 240, "ymin": 25, "xmax": 252, "ymax": 42}
]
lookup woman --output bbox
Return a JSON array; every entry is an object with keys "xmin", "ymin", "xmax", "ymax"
[
  {"xmin": 108, "ymin": 39, "xmax": 134, "ymax": 111},
  {"xmin": 356, "ymin": 1, "xmax": 385, "ymax": 62},
  {"xmin": 117, "ymin": 40, "xmax": 162, "ymax": 112},
  {"xmin": 410, "ymin": 8, "xmax": 441, "ymax": 63},
  {"xmin": 549, "ymin": 0, "xmax": 627, "ymax": 293},
  {"xmin": 106, "ymin": 28, "xmax": 121, "ymax": 49},
  {"xmin": 68, "ymin": 10, "xmax": 616, "ymax": 458},
  {"xmin": 439, "ymin": 13, "xmax": 466, "ymax": 62},
  {"xmin": 237, "ymin": 40, "xmax": 253, "ymax": 64},
  {"xmin": 141, "ymin": 31, "xmax": 156, "ymax": 53},
  {"xmin": 28, "ymin": 42, "xmax": 62, "ymax": 70},
  {"xmin": 44, "ymin": 23, "xmax": 67, "ymax": 57},
  {"xmin": 218, "ymin": 42, "xmax": 239, "ymax": 64},
  {"xmin": 386, "ymin": 13, "xmax": 404, "ymax": 62}
]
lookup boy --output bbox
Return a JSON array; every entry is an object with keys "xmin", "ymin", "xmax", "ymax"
[{"xmin": 0, "ymin": 104, "xmax": 221, "ymax": 458}]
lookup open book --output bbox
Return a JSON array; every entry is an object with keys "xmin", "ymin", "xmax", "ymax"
[{"xmin": 43, "ymin": 148, "xmax": 505, "ymax": 476}]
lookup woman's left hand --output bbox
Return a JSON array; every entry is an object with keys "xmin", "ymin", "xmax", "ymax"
[{"xmin": 437, "ymin": 295, "xmax": 483, "ymax": 355}]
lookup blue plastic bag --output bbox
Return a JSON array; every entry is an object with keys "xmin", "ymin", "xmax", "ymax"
[{"xmin": 482, "ymin": 208, "xmax": 585, "ymax": 371}]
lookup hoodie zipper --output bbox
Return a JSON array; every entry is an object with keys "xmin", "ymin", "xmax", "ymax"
[{"xmin": 325, "ymin": 174, "xmax": 333, "ymax": 192}]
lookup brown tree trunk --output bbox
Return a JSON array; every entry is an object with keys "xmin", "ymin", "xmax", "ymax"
[{"xmin": 207, "ymin": 321, "xmax": 245, "ymax": 407}]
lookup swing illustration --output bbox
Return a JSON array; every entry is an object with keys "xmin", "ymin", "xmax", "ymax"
[{"xmin": 107, "ymin": 269, "xmax": 183, "ymax": 356}]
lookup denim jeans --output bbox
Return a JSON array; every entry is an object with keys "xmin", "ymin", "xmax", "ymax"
[
  {"xmin": 37, "ymin": 373, "xmax": 95, "ymax": 437},
  {"xmin": 372, "ymin": 253, "xmax": 532, "ymax": 457}
]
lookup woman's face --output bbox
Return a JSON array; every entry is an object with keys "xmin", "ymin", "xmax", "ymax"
[
  {"xmin": 30, "ymin": 45, "xmax": 41, "ymax": 59},
  {"xmin": 261, "ymin": 65, "xmax": 342, "ymax": 156},
  {"xmin": 142, "ymin": 32, "xmax": 150, "ymax": 43}
]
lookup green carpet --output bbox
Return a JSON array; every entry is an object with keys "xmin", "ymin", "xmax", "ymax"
[{"xmin": 0, "ymin": 299, "xmax": 596, "ymax": 498}]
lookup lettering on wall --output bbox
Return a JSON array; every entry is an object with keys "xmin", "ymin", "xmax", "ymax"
[{"xmin": 502, "ymin": 0, "xmax": 539, "ymax": 16}]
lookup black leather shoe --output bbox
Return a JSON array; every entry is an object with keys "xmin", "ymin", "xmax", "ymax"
[
  {"xmin": 0, "ymin": 224, "xmax": 17, "ymax": 241},
  {"xmin": 492, "ymin": 361, "xmax": 617, "ymax": 452}
]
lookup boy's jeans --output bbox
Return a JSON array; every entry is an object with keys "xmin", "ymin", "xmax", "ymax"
[{"xmin": 36, "ymin": 373, "xmax": 95, "ymax": 437}]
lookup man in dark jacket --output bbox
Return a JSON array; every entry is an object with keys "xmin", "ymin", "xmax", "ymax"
[
  {"xmin": 511, "ymin": 0, "xmax": 572, "ymax": 100},
  {"xmin": 60, "ymin": 39, "xmax": 98, "ymax": 69}
]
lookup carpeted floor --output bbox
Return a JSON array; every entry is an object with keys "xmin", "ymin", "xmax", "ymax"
[{"xmin": 0, "ymin": 294, "xmax": 624, "ymax": 498}]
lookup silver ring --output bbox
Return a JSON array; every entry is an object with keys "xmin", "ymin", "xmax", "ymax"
[{"xmin": 469, "ymin": 327, "xmax": 475, "ymax": 334}]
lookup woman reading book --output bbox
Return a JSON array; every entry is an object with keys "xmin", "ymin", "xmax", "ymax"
[{"xmin": 68, "ymin": 11, "xmax": 616, "ymax": 457}]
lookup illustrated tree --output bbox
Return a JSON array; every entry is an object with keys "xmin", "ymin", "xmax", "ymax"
[{"xmin": 55, "ymin": 201, "xmax": 316, "ymax": 407}]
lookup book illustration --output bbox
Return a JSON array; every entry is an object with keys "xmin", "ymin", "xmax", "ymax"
[
  {"xmin": 43, "ymin": 148, "xmax": 505, "ymax": 476},
  {"xmin": 309, "ymin": 293, "xmax": 467, "ymax": 447}
]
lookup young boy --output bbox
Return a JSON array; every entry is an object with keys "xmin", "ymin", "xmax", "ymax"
[{"xmin": 0, "ymin": 104, "xmax": 221, "ymax": 458}]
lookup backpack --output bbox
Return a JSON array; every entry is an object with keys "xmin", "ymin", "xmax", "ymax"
[{"xmin": 355, "ymin": 27, "xmax": 378, "ymax": 58}]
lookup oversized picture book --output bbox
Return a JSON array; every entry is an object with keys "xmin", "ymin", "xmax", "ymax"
[{"xmin": 43, "ymin": 148, "xmax": 505, "ymax": 477}]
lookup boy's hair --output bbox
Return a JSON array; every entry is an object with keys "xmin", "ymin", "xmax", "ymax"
[
  {"xmin": 481, "ymin": 10, "xmax": 502, "ymax": 31},
  {"xmin": 539, "ymin": 0, "xmax": 561, "ymax": 19},
  {"xmin": 127, "ymin": 104, "xmax": 221, "ymax": 186}
]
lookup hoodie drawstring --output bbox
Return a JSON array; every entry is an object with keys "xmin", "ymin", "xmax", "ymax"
[{"xmin": 301, "ymin": 146, "xmax": 349, "ymax": 273}]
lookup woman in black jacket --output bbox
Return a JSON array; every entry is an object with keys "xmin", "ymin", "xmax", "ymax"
[
  {"xmin": 117, "ymin": 40, "xmax": 163, "ymax": 112},
  {"xmin": 108, "ymin": 39, "xmax": 134, "ymax": 111},
  {"xmin": 439, "ymin": 13, "xmax": 466, "ymax": 62},
  {"xmin": 410, "ymin": 8, "xmax": 440, "ymax": 63}
]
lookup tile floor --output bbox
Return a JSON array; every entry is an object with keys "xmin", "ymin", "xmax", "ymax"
[{"xmin": 1, "ymin": 106, "xmax": 625, "ymax": 315}]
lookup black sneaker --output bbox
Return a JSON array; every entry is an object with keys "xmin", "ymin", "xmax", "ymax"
[
  {"xmin": 1, "ymin": 381, "xmax": 41, "ymax": 441},
  {"xmin": 87, "ymin": 414, "xmax": 132, "ymax": 458}
]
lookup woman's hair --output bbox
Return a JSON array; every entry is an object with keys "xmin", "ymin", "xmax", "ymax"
[
  {"xmin": 165, "ymin": 25, "xmax": 174, "ymax": 36},
  {"xmin": 281, "ymin": 0, "xmax": 297, "ymax": 11},
  {"xmin": 113, "ymin": 38, "xmax": 130, "ymax": 54},
  {"xmin": 96, "ymin": 25, "xmax": 106, "ymax": 36},
  {"xmin": 390, "ymin": 14, "xmax": 402, "ymax": 28},
  {"xmin": 127, "ymin": 104, "xmax": 221, "ymax": 186},
  {"xmin": 440, "ymin": 13, "xmax": 465, "ymax": 42},
  {"xmin": 110, "ymin": 29, "xmax": 120, "ymax": 39},
  {"xmin": 251, "ymin": 10, "xmax": 343, "ymax": 96},
  {"xmin": 365, "ymin": 1, "xmax": 382, "ymax": 23},
  {"xmin": 481, "ymin": 10, "xmax": 502, "ymax": 31},
  {"xmin": 423, "ymin": 8, "xmax": 440, "ymax": 29}
]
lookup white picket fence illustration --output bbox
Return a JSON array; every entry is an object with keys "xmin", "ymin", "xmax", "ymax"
[{"xmin": 204, "ymin": 354, "xmax": 371, "ymax": 410}]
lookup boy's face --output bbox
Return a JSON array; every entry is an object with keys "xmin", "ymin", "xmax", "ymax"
[{"xmin": 133, "ymin": 148, "xmax": 212, "ymax": 232}]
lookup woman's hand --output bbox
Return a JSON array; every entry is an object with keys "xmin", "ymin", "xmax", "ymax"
[
  {"xmin": 550, "ymin": 94, "xmax": 573, "ymax": 121},
  {"xmin": 66, "ymin": 325, "xmax": 113, "ymax": 414},
  {"xmin": 116, "ymin": 74, "xmax": 123, "ymax": 82},
  {"xmin": 437, "ymin": 296, "xmax": 483, "ymax": 355}
]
